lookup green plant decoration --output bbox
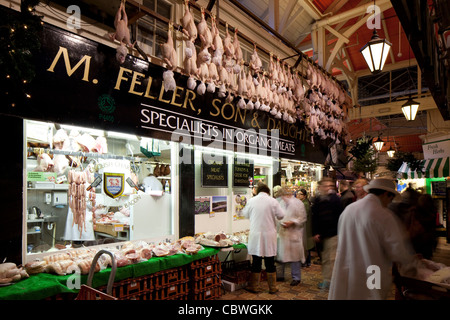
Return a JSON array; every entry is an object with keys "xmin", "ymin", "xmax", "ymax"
[
  {"xmin": 0, "ymin": 0, "xmax": 42, "ymax": 107},
  {"xmin": 387, "ymin": 151, "xmax": 423, "ymax": 173},
  {"xmin": 348, "ymin": 136, "xmax": 378, "ymax": 175}
]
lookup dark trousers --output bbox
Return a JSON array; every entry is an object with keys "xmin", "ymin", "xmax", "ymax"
[{"xmin": 251, "ymin": 255, "xmax": 276, "ymax": 273}]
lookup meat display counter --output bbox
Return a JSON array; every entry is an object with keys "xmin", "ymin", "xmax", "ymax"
[{"xmin": 0, "ymin": 247, "xmax": 221, "ymax": 300}]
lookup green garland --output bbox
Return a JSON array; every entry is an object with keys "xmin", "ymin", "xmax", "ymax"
[{"xmin": 0, "ymin": 0, "xmax": 42, "ymax": 107}]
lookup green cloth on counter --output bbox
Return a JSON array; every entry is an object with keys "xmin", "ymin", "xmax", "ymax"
[{"xmin": 0, "ymin": 247, "xmax": 221, "ymax": 300}]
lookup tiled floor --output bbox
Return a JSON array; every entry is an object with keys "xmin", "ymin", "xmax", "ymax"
[{"xmin": 219, "ymin": 262, "xmax": 331, "ymax": 300}]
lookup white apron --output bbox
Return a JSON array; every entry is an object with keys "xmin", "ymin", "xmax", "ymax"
[
  {"xmin": 64, "ymin": 207, "xmax": 95, "ymax": 241},
  {"xmin": 243, "ymin": 192, "xmax": 285, "ymax": 257},
  {"xmin": 277, "ymin": 196, "xmax": 307, "ymax": 263}
]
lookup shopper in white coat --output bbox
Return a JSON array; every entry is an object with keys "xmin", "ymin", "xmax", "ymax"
[
  {"xmin": 329, "ymin": 179, "xmax": 418, "ymax": 300},
  {"xmin": 276, "ymin": 187, "xmax": 307, "ymax": 286},
  {"xmin": 243, "ymin": 182, "xmax": 285, "ymax": 294}
]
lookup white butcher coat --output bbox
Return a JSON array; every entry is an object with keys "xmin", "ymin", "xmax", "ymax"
[
  {"xmin": 328, "ymin": 194, "xmax": 416, "ymax": 300},
  {"xmin": 64, "ymin": 207, "xmax": 95, "ymax": 241},
  {"xmin": 243, "ymin": 192, "xmax": 285, "ymax": 257},
  {"xmin": 277, "ymin": 196, "xmax": 307, "ymax": 263}
]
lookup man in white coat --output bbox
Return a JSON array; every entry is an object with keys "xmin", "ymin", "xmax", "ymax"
[
  {"xmin": 243, "ymin": 182, "xmax": 285, "ymax": 294},
  {"xmin": 328, "ymin": 179, "xmax": 418, "ymax": 300},
  {"xmin": 276, "ymin": 187, "xmax": 307, "ymax": 286}
]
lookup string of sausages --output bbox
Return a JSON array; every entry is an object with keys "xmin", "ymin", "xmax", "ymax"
[{"xmin": 68, "ymin": 170, "xmax": 95, "ymax": 238}]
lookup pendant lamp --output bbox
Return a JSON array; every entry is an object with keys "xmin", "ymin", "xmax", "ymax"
[
  {"xmin": 386, "ymin": 146, "xmax": 395, "ymax": 157},
  {"xmin": 373, "ymin": 136, "xmax": 384, "ymax": 152},
  {"xmin": 360, "ymin": 28, "xmax": 391, "ymax": 73},
  {"xmin": 401, "ymin": 97, "xmax": 419, "ymax": 121}
]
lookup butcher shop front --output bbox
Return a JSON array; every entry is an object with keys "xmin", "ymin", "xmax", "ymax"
[{"xmin": 0, "ymin": 6, "xmax": 342, "ymax": 301}]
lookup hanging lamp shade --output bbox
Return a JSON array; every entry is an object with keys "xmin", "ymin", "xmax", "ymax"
[
  {"xmin": 373, "ymin": 136, "xmax": 384, "ymax": 151},
  {"xmin": 401, "ymin": 97, "xmax": 420, "ymax": 121},
  {"xmin": 360, "ymin": 29, "xmax": 392, "ymax": 74},
  {"xmin": 387, "ymin": 146, "xmax": 395, "ymax": 157}
]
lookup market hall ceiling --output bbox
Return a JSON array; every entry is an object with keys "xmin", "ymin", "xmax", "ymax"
[
  {"xmin": 43, "ymin": 0, "xmax": 449, "ymax": 135},
  {"xmin": 47, "ymin": 0, "xmax": 412, "ymax": 75}
]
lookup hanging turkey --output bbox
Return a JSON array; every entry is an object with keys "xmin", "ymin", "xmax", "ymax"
[{"xmin": 160, "ymin": 21, "xmax": 177, "ymax": 92}]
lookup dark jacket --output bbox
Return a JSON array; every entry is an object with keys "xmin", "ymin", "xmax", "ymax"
[
  {"xmin": 340, "ymin": 189, "xmax": 355, "ymax": 209},
  {"xmin": 311, "ymin": 192, "xmax": 343, "ymax": 239}
]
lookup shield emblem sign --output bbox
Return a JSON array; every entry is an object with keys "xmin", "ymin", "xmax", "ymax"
[{"xmin": 104, "ymin": 173, "xmax": 125, "ymax": 198}]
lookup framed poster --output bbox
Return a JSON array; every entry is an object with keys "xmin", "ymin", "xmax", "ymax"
[
  {"xmin": 194, "ymin": 196, "xmax": 211, "ymax": 215},
  {"xmin": 211, "ymin": 196, "xmax": 228, "ymax": 213},
  {"xmin": 233, "ymin": 193, "xmax": 248, "ymax": 220}
]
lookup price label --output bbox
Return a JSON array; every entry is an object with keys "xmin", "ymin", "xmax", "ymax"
[{"xmin": 114, "ymin": 224, "xmax": 124, "ymax": 231}]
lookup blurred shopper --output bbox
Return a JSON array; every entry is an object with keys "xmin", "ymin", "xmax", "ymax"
[
  {"xmin": 353, "ymin": 178, "xmax": 369, "ymax": 200},
  {"xmin": 311, "ymin": 177, "xmax": 343, "ymax": 289},
  {"xmin": 329, "ymin": 179, "xmax": 417, "ymax": 300},
  {"xmin": 390, "ymin": 188, "xmax": 438, "ymax": 259},
  {"xmin": 339, "ymin": 180, "xmax": 355, "ymax": 209},
  {"xmin": 297, "ymin": 189, "xmax": 314, "ymax": 267},
  {"xmin": 276, "ymin": 187, "xmax": 307, "ymax": 286},
  {"xmin": 243, "ymin": 182, "xmax": 285, "ymax": 294}
]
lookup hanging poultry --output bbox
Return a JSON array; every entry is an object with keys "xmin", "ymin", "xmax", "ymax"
[
  {"xmin": 197, "ymin": 7, "xmax": 213, "ymax": 50},
  {"xmin": 160, "ymin": 21, "xmax": 177, "ymax": 92},
  {"xmin": 180, "ymin": 0, "xmax": 197, "ymax": 42}
]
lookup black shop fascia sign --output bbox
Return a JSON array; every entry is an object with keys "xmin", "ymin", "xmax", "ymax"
[{"xmin": 3, "ymin": 23, "xmax": 330, "ymax": 163}]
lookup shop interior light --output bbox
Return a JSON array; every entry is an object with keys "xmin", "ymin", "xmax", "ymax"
[
  {"xmin": 360, "ymin": 28, "xmax": 391, "ymax": 74},
  {"xmin": 401, "ymin": 97, "xmax": 420, "ymax": 121},
  {"xmin": 106, "ymin": 131, "xmax": 139, "ymax": 141},
  {"xmin": 386, "ymin": 146, "xmax": 395, "ymax": 157},
  {"xmin": 373, "ymin": 136, "xmax": 384, "ymax": 152}
]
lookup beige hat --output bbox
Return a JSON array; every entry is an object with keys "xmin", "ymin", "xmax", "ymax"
[{"xmin": 363, "ymin": 178, "xmax": 399, "ymax": 196}]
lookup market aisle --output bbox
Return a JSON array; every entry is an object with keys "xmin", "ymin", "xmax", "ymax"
[
  {"xmin": 219, "ymin": 263, "xmax": 329, "ymax": 300},
  {"xmin": 220, "ymin": 237, "xmax": 450, "ymax": 300}
]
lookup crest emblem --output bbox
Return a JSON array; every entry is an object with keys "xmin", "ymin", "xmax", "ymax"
[{"xmin": 103, "ymin": 173, "xmax": 124, "ymax": 198}]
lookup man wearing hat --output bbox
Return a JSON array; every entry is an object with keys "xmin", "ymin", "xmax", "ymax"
[{"xmin": 328, "ymin": 179, "xmax": 418, "ymax": 300}]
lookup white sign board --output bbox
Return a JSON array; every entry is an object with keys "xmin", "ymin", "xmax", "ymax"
[{"xmin": 422, "ymin": 139, "xmax": 450, "ymax": 159}]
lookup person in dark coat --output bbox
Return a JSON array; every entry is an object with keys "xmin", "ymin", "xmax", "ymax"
[
  {"xmin": 339, "ymin": 180, "xmax": 355, "ymax": 209},
  {"xmin": 311, "ymin": 177, "xmax": 343, "ymax": 289}
]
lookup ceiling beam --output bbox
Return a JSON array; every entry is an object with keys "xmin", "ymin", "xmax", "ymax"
[
  {"xmin": 282, "ymin": 7, "xmax": 306, "ymax": 35},
  {"xmin": 347, "ymin": 95, "xmax": 437, "ymax": 120},
  {"xmin": 324, "ymin": 0, "xmax": 350, "ymax": 15},
  {"xmin": 297, "ymin": 0, "xmax": 323, "ymax": 20},
  {"xmin": 268, "ymin": 0, "xmax": 280, "ymax": 31},
  {"xmin": 279, "ymin": 0, "xmax": 298, "ymax": 34},
  {"xmin": 313, "ymin": 0, "xmax": 392, "ymax": 29},
  {"xmin": 324, "ymin": 16, "xmax": 368, "ymax": 71}
]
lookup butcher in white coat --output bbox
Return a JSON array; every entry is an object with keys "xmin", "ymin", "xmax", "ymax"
[
  {"xmin": 276, "ymin": 187, "xmax": 307, "ymax": 286},
  {"xmin": 328, "ymin": 179, "xmax": 418, "ymax": 300},
  {"xmin": 243, "ymin": 182, "xmax": 285, "ymax": 294}
]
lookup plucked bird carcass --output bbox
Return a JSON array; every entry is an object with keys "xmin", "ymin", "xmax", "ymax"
[
  {"xmin": 180, "ymin": 0, "xmax": 197, "ymax": 42},
  {"xmin": 160, "ymin": 21, "xmax": 177, "ymax": 92}
]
